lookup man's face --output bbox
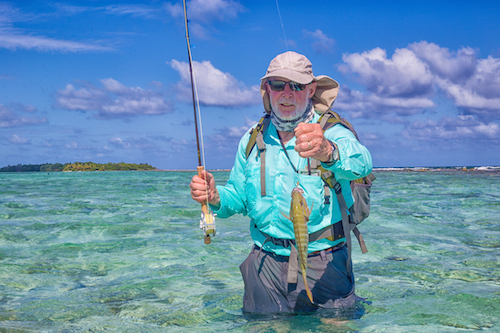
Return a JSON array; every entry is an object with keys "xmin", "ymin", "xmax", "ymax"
[{"xmin": 266, "ymin": 77, "xmax": 317, "ymax": 121}]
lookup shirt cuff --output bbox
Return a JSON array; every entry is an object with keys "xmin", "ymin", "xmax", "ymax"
[{"xmin": 321, "ymin": 140, "xmax": 339, "ymax": 166}]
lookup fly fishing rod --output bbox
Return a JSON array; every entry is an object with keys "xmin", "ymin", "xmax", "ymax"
[{"xmin": 182, "ymin": 0, "xmax": 215, "ymax": 244}]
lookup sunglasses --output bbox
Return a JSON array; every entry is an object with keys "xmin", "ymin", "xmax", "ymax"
[{"xmin": 267, "ymin": 80, "xmax": 308, "ymax": 92}]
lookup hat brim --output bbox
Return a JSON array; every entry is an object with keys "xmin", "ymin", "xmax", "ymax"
[
  {"xmin": 260, "ymin": 69, "xmax": 314, "ymax": 85},
  {"xmin": 260, "ymin": 75, "xmax": 339, "ymax": 114}
]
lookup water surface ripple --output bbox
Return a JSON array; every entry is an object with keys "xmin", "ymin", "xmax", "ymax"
[{"xmin": 0, "ymin": 171, "xmax": 498, "ymax": 332}]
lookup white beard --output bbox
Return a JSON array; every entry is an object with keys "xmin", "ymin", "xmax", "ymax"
[
  {"xmin": 270, "ymin": 95, "xmax": 309, "ymax": 121},
  {"xmin": 270, "ymin": 100, "xmax": 314, "ymax": 132}
]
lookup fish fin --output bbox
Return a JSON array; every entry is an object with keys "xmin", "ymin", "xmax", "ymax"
[
  {"xmin": 307, "ymin": 201, "xmax": 313, "ymax": 218},
  {"xmin": 303, "ymin": 201, "xmax": 313, "ymax": 221},
  {"xmin": 304, "ymin": 210, "xmax": 311, "ymax": 223},
  {"xmin": 280, "ymin": 210, "xmax": 291, "ymax": 221}
]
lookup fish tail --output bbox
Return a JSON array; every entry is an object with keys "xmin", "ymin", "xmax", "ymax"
[{"xmin": 303, "ymin": 271, "xmax": 314, "ymax": 303}]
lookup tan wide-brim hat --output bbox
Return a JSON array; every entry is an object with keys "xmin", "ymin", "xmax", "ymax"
[{"xmin": 260, "ymin": 51, "xmax": 339, "ymax": 114}]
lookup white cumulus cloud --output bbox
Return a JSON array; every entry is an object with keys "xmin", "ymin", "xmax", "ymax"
[
  {"xmin": 334, "ymin": 86, "xmax": 435, "ymax": 120},
  {"xmin": 8, "ymin": 134, "xmax": 30, "ymax": 144},
  {"xmin": 402, "ymin": 115, "xmax": 500, "ymax": 141},
  {"xmin": 55, "ymin": 78, "xmax": 174, "ymax": 119},
  {"xmin": 207, "ymin": 117, "xmax": 257, "ymax": 152},
  {"xmin": 304, "ymin": 29, "xmax": 335, "ymax": 54},
  {"xmin": 409, "ymin": 42, "xmax": 477, "ymax": 83},
  {"xmin": 109, "ymin": 137, "xmax": 154, "ymax": 150},
  {"xmin": 337, "ymin": 42, "xmax": 500, "ymax": 122},
  {"xmin": 170, "ymin": 59, "xmax": 260, "ymax": 108},
  {"xmin": 339, "ymin": 46, "xmax": 434, "ymax": 98},
  {"xmin": 166, "ymin": 0, "xmax": 245, "ymax": 22},
  {"xmin": 165, "ymin": 0, "xmax": 246, "ymax": 39},
  {"xmin": 0, "ymin": 104, "xmax": 47, "ymax": 127}
]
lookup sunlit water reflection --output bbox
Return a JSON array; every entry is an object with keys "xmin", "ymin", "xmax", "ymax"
[{"xmin": 0, "ymin": 170, "xmax": 498, "ymax": 332}]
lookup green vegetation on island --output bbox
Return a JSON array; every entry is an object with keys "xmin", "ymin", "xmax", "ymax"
[{"xmin": 0, "ymin": 162, "xmax": 156, "ymax": 172}]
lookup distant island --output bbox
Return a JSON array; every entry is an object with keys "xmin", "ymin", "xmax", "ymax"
[{"xmin": 0, "ymin": 162, "xmax": 156, "ymax": 172}]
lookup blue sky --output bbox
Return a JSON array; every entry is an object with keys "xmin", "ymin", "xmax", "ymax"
[{"xmin": 1, "ymin": 0, "xmax": 499, "ymax": 169}]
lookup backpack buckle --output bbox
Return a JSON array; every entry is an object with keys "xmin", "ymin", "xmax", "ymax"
[
  {"xmin": 333, "ymin": 182, "xmax": 342, "ymax": 194},
  {"xmin": 324, "ymin": 186, "xmax": 331, "ymax": 204}
]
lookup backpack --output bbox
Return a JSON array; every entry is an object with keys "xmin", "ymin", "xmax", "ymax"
[{"xmin": 245, "ymin": 111, "xmax": 375, "ymax": 267}]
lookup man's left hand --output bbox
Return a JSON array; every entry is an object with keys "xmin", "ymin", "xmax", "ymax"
[{"xmin": 294, "ymin": 122, "xmax": 332, "ymax": 162}]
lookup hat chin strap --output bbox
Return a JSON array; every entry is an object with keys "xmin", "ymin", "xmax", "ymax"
[{"xmin": 270, "ymin": 100, "xmax": 314, "ymax": 132}]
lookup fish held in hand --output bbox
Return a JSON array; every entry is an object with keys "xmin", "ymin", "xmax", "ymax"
[{"xmin": 282, "ymin": 182, "xmax": 314, "ymax": 303}]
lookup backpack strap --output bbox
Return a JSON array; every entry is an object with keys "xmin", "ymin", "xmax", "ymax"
[
  {"xmin": 246, "ymin": 114, "xmax": 271, "ymax": 196},
  {"xmin": 329, "ymin": 174, "xmax": 353, "ymax": 274},
  {"xmin": 245, "ymin": 114, "xmax": 270, "ymax": 159},
  {"xmin": 256, "ymin": 128, "xmax": 267, "ymax": 196},
  {"xmin": 318, "ymin": 111, "xmax": 359, "ymax": 140},
  {"xmin": 316, "ymin": 111, "xmax": 370, "ymax": 274},
  {"xmin": 308, "ymin": 220, "xmax": 344, "ymax": 243}
]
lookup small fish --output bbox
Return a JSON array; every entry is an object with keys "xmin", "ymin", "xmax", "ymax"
[{"xmin": 282, "ymin": 182, "xmax": 313, "ymax": 303}]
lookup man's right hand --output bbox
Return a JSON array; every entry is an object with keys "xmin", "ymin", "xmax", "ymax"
[{"xmin": 189, "ymin": 170, "xmax": 220, "ymax": 207}]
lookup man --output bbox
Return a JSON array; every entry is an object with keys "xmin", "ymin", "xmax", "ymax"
[{"xmin": 190, "ymin": 51, "xmax": 372, "ymax": 313}]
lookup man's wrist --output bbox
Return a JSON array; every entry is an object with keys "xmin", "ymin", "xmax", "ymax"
[
  {"xmin": 325, "ymin": 140, "xmax": 339, "ymax": 164},
  {"xmin": 209, "ymin": 189, "xmax": 221, "ymax": 208}
]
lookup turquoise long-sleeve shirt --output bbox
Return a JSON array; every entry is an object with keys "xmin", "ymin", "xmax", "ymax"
[{"xmin": 211, "ymin": 112, "xmax": 372, "ymax": 256}]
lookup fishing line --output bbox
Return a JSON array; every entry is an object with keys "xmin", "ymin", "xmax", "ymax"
[
  {"xmin": 275, "ymin": 0, "xmax": 289, "ymax": 51},
  {"xmin": 275, "ymin": 0, "xmax": 312, "ymax": 175}
]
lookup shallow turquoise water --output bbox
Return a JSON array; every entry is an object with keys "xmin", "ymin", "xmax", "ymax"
[{"xmin": 0, "ymin": 170, "xmax": 498, "ymax": 332}]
